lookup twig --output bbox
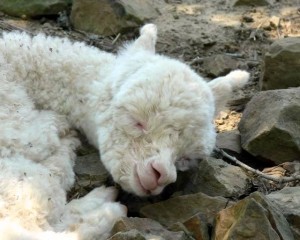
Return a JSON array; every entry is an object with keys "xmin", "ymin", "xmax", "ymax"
[
  {"xmin": 0, "ymin": 20, "xmax": 33, "ymax": 34},
  {"xmin": 276, "ymin": 18, "xmax": 282, "ymax": 39},
  {"xmin": 189, "ymin": 56, "xmax": 204, "ymax": 65},
  {"xmin": 216, "ymin": 148, "xmax": 300, "ymax": 183},
  {"xmin": 112, "ymin": 33, "xmax": 121, "ymax": 45},
  {"xmin": 224, "ymin": 53, "xmax": 245, "ymax": 58}
]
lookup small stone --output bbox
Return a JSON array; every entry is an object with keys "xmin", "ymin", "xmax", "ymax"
[
  {"xmin": 242, "ymin": 15, "xmax": 254, "ymax": 22},
  {"xmin": 216, "ymin": 130, "xmax": 242, "ymax": 154},
  {"xmin": 74, "ymin": 153, "xmax": 109, "ymax": 185},
  {"xmin": 232, "ymin": 0, "xmax": 272, "ymax": 6},
  {"xmin": 269, "ymin": 16, "xmax": 280, "ymax": 28}
]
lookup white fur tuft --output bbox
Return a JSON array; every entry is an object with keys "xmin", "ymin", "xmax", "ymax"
[
  {"xmin": 223, "ymin": 69, "xmax": 250, "ymax": 89},
  {"xmin": 140, "ymin": 24, "xmax": 157, "ymax": 38},
  {"xmin": 208, "ymin": 70, "xmax": 250, "ymax": 115}
]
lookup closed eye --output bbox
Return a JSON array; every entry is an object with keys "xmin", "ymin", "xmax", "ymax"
[{"xmin": 135, "ymin": 122, "xmax": 146, "ymax": 130}]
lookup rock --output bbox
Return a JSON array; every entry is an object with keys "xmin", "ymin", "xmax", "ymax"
[
  {"xmin": 110, "ymin": 217, "xmax": 191, "ymax": 240},
  {"xmin": 70, "ymin": 0, "xmax": 159, "ymax": 36},
  {"xmin": 202, "ymin": 54, "xmax": 238, "ymax": 77},
  {"xmin": 0, "ymin": 0, "xmax": 71, "ymax": 18},
  {"xmin": 140, "ymin": 192, "xmax": 230, "ymax": 227},
  {"xmin": 242, "ymin": 15, "xmax": 254, "ymax": 23},
  {"xmin": 183, "ymin": 157, "xmax": 250, "ymax": 198},
  {"xmin": 216, "ymin": 130, "xmax": 242, "ymax": 154},
  {"xmin": 280, "ymin": 161, "xmax": 300, "ymax": 175},
  {"xmin": 239, "ymin": 88, "xmax": 300, "ymax": 164},
  {"xmin": 262, "ymin": 165, "xmax": 286, "ymax": 178},
  {"xmin": 269, "ymin": 16, "xmax": 281, "ymax": 28},
  {"xmin": 108, "ymin": 229, "xmax": 146, "ymax": 240},
  {"xmin": 260, "ymin": 38, "xmax": 300, "ymax": 90},
  {"xmin": 213, "ymin": 192, "xmax": 294, "ymax": 240},
  {"xmin": 182, "ymin": 214, "xmax": 209, "ymax": 240},
  {"xmin": 74, "ymin": 153, "xmax": 109, "ymax": 185},
  {"xmin": 232, "ymin": 0, "xmax": 272, "ymax": 6},
  {"xmin": 267, "ymin": 187, "xmax": 300, "ymax": 239}
]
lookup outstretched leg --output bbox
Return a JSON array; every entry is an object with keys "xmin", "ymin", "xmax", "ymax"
[{"xmin": 56, "ymin": 186, "xmax": 127, "ymax": 240}]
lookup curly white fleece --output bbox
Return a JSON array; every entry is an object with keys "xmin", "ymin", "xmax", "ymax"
[{"xmin": 0, "ymin": 24, "xmax": 249, "ymax": 239}]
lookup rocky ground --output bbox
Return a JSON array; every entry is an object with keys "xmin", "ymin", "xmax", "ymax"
[{"xmin": 0, "ymin": 0, "xmax": 299, "ymax": 239}]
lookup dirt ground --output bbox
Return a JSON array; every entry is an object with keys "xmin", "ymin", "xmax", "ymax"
[{"xmin": 1, "ymin": 0, "xmax": 299, "ymax": 131}]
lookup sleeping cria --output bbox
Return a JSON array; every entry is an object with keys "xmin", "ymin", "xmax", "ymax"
[{"xmin": 0, "ymin": 24, "xmax": 249, "ymax": 239}]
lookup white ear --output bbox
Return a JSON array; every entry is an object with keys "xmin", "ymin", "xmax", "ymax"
[
  {"xmin": 208, "ymin": 70, "xmax": 250, "ymax": 115},
  {"xmin": 131, "ymin": 24, "xmax": 157, "ymax": 53}
]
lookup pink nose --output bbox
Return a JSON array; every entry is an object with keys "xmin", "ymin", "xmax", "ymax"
[{"xmin": 137, "ymin": 161, "xmax": 176, "ymax": 193}]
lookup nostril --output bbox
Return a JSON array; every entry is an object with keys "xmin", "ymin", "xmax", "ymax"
[
  {"xmin": 151, "ymin": 162, "xmax": 167, "ymax": 185},
  {"xmin": 151, "ymin": 163, "xmax": 161, "ymax": 182}
]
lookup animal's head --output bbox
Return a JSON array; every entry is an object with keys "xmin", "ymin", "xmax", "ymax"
[{"xmin": 99, "ymin": 24, "xmax": 249, "ymax": 196}]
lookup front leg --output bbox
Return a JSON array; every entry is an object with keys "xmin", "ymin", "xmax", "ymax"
[{"xmin": 56, "ymin": 186, "xmax": 127, "ymax": 240}]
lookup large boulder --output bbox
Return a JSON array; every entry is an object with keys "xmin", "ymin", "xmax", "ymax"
[
  {"xmin": 213, "ymin": 192, "xmax": 294, "ymax": 240},
  {"xmin": 239, "ymin": 88, "xmax": 300, "ymax": 164},
  {"xmin": 70, "ymin": 0, "xmax": 160, "ymax": 36},
  {"xmin": 110, "ymin": 217, "xmax": 190, "ymax": 240},
  {"xmin": 140, "ymin": 192, "xmax": 231, "ymax": 227},
  {"xmin": 0, "ymin": 0, "xmax": 71, "ymax": 18},
  {"xmin": 267, "ymin": 187, "xmax": 300, "ymax": 239},
  {"xmin": 260, "ymin": 37, "xmax": 300, "ymax": 90}
]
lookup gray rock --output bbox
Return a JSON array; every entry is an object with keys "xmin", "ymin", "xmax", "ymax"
[
  {"xmin": 0, "ymin": 0, "xmax": 71, "ymax": 18},
  {"xmin": 110, "ymin": 217, "xmax": 191, "ymax": 240},
  {"xmin": 213, "ymin": 192, "xmax": 294, "ymax": 240},
  {"xmin": 232, "ymin": 0, "xmax": 272, "ymax": 6},
  {"xmin": 70, "ymin": 0, "xmax": 159, "ymax": 36},
  {"xmin": 74, "ymin": 153, "xmax": 109, "ymax": 185},
  {"xmin": 183, "ymin": 157, "xmax": 251, "ymax": 198},
  {"xmin": 260, "ymin": 38, "xmax": 300, "ymax": 90},
  {"xmin": 140, "ymin": 192, "xmax": 231, "ymax": 226},
  {"xmin": 239, "ymin": 88, "xmax": 300, "ymax": 164},
  {"xmin": 202, "ymin": 54, "xmax": 238, "ymax": 77},
  {"xmin": 267, "ymin": 187, "xmax": 300, "ymax": 239},
  {"xmin": 216, "ymin": 130, "xmax": 242, "ymax": 154}
]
